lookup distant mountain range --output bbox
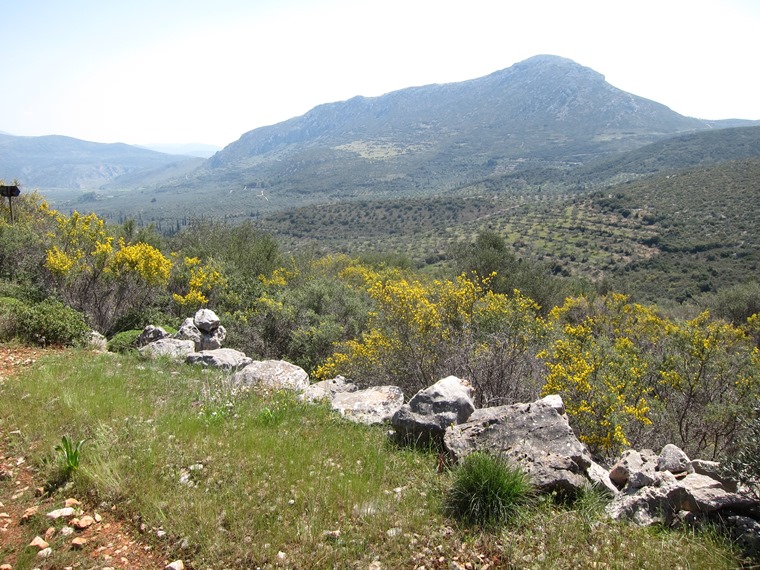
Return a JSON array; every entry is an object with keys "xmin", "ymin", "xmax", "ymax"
[
  {"xmin": 0, "ymin": 133, "xmax": 198, "ymax": 189},
  {"xmin": 3, "ymin": 55, "xmax": 759, "ymax": 220}
]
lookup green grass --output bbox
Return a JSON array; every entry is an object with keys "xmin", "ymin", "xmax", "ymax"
[
  {"xmin": 0, "ymin": 349, "xmax": 743, "ymax": 568},
  {"xmin": 444, "ymin": 452, "xmax": 533, "ymax": 527}
]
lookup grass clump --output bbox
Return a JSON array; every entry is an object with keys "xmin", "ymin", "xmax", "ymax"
[{"xmin": 444, "ymin": 451, "xmax": 532, "ymax": 527}]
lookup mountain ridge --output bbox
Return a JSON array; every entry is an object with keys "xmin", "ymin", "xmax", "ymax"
[{"xmin": 0, "ymin": 133, "xmax": 198, "ymax": 189}]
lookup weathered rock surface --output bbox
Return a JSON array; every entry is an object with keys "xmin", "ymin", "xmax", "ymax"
[
  {"xmin": 185, "ymin": 349, "xmax": 252, "ymax": 370},
  {"xmin": 657, "ymin": 443, "xmax": 694, "ymax": 475},
  {"xmin": 609, "ymin": 449, "xmax": 658, "ymax": 490},
  {"xmin": 726, "ymin": 515, "xmax": 760, "ymax": 559},
  {"xmin": 89, "ymin": 330, "xmax": 107, "ymax": 351},
  {"xmin": 691, "ymin": 459, "xmax": 738, "ymax": 492},
  {"xmin": 606, "ymin": 471, "xmax": 759, "ymax": 526},
  {"xmin": 139, "ymin": 338, "xmax": 196, "ymax": 361},
  {"xmin": 444, "ymin": 396, "xmax": 614, "ymax": 495},
  {"xmin": 234, "ymin": 360, "xmax": 309, "ymax": 392},
  {"xmin": 300, "ymin": 376, "xmax": 358, "ymax": 403},
  {"xmin": 391, "ymin": 376, "xmax": 475, "ymax": 442},
  {"xmin": 200, "ymin": 325, "xmax": 226, "ymax": 351},
  {"xmin": 174, "ymin": 318, "xmax": 202, "ymax": 347},
  {"xmin": 194, "ymin": 309, "xmax": 220, "ymax": 333},
  {"xmin": 331, "ymin": 386, "xmax": 404, "ymax": 425},
  {"xmin": 136, "ymin": 325, "xmax": 169, "ymax": 347}
]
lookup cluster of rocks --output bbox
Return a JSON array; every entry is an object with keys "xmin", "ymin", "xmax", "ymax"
[
  {"xmin": 138, "ymin": 309, "xmax": 252, "ymax": 370},
  {"xmin": 17, "ymin": 498, "xmax": 101, "ymax": 561},
  {"xmin": 605, "ymin": 445, "xmax": 760, "ymax": 557},
  {"xmin": 135, "ymin": 313, "xmax": 759, "ymax": 555}
]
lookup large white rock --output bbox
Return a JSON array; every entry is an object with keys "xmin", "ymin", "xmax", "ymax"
[
  {"xmin": 445, "ymin": 396, "xmax": 616, "ymax": 496},
  {"xmin": 234, "ymin": 360, "xmax": 309, "ymax": 392},
  {"xmin": 185, "ymin": 348, "xmax": 252, "ymax": 370},
  {"xmin": 139, "ymin": 338, "xmax": 196, "ymax": 361},
  {"xmin": 194, "ymin": 309, "xmax": 221, "ymax": 333},
  {"xmin": 391, "ymin": 376, "xmax": 475, "ymax": 442},
  {"xmin": 331, "ymin": 386, "xmax": 404, "ymax": 425},
  {"xmin": 300, "ymin": 376, "xmax": 358, "ymax": 402}
]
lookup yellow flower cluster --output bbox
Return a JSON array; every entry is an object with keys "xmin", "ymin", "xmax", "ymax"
[
  {"xmin": 111, "ymin": 240, "xmax": 172, "ymax": 286},
  {"xmin": 173, "ymin": 256, "xmax": 226, "ymax": 308}
]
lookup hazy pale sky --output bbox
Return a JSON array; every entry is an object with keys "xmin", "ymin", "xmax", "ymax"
[{"xmin": 2, "ymin": 0, "xmax": 759, "ymax": 147}]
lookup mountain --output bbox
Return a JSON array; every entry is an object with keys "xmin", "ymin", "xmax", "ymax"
[
  {"xmin": 137, "ymin": 143, "xmax": 222, "ymax": 158},
  {"xmin": 0, "ymin": 133, "xmax": 197, "ymax": 189},
  {"xmin": 92, "ymin": 54, "xmax": 756, "ymax": 220}
]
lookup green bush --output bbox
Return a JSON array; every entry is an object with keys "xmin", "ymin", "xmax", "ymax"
[
  {"xmin": 107, "ymin": 329, "xmax": 143, "ymax": 353},
  {"xmin": 0, "ymin": 296, "xmax": 26, "ymax": 341},
  {"xmin": 444, "ymin": 452, "xmax": 532, "ymax": 527},
  {"xmin": 14, "ymin": 298, "xmax": 91, "ymax": 346},
  {"xmin": 721, "ymin": 408, "xmax": 760, "ymax": 499}
]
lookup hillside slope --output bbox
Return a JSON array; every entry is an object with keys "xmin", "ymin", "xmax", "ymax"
[
  {"xmin": 90, "ymin": 55, "xmax": 757, "ymax": 220},
  {"xmin": 0, "ymin": 133, "xmax": 195, "ymax": 189}
]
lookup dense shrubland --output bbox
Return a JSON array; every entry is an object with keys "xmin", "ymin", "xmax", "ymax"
[{"xmin": 0, "ymin": 192, "xmax": 758, "ymax": 463}]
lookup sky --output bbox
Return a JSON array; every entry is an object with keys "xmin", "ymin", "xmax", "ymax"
[{"xmin": 2, "ymin": 0, "xmax": 759, "ymax": 148}]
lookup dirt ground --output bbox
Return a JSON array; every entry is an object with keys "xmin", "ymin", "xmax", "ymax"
[{"xmin": 0, "ymin": 345, "xmax": 169, "ymax": 569}]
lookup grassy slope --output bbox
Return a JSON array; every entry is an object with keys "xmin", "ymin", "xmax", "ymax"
[{"xmin": 0, "ymin": 350, "xmax": 741, "ymax": 569}]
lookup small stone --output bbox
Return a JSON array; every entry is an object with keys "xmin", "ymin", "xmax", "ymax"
[
  {"xmin": 94, "ymin": 512, "xmax": 102, "ymax": 522},
  {"xmin": 47, "ymin": 506, "xmax": 76, "ymax": 519},
  {"xmin": 64, "ymin": 498, "xmax": 81, "ymax": 508},
  {"xmin": 1, "ymin": 563, "xmax": 13, "ymax": 570},
  {"xmin": 21, "ymin": 505, "xmax": 39, "ymax": 522},
  {"xmin": 0, "ymin": 512, "xmax": 9, "ymax": 519},
  {"xmin": 29, "ymin": 535, "xmax": 49, "ymax": 550},
  {"xmin": 386, "ymin": 527, "xmax": 402, "ymax": 537},
  {"xmin": 74, "ymin": 515, "xmax": 95, "ymax": 529},
  {"xmin": 165, "ymin": 561, "xmax": 185, "ymax": 570},
  {"xmin": 35, "ymin": 487, "xmax": 45, "ymax": 496},
  {"xmin": 60, "ymin": 525, "xmax": 75, "ymax": 536},
  {"xmin": 323, "ymin": 529, "xmax": 341, "ymax": 540},
  {"xmin": 71, "ymin": 536, "xmax": 88, "ymax": 549},
  {"xmin": 44, "ymin": 526, "xmax": 56, "ymax": 540},
  {"xmin": 37, "ymin": 546, "xmax": 53, "ymax": 559}
]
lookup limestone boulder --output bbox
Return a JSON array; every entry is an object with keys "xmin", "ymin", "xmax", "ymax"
[
  {"xmin": 391, "ymin": 376, "xmax": 475, "ymax": 442},
  {"xmin": 194, "ymin": 309, "xmax": 220, "ymax": 333},
  {"xmin": 136, "ymin": 325, "xmax": 168, "ymax": 347},
  {"xmin": 185, "ymin": 348, "xmax": 252, "ymax": 370},
  {"xmin": 606, "ymin": 471, "xmax": 759, "ymax": 526},
  {"xmin": 657, "ymin": 444, "xmax": 694, "ymax": 475},
  {"xmin": 234, "ymin": 360, "xmax": 309, "ymax": 392},
  {"xmin": 609, "ymin": 449, "xmax": 658, "ymax": 490},
  {"xmin": 444, "ymin": 396, "xmax": 613, "ymax": 496},
  {"xmin": 200, "ymin": 325, "xmax": 226, "ymax": 351},
  {"xmin": 174, "ymin": 318, "xmax": 202, "ymax": 348},
  {"xmin": 139, "ymin": 338, "xmax": 196, "ymax": 361},
  {"xmin": 300, "ymin": 376, "xmax": 358, "ymax": 403},
  {"xmin": 331, "ymin": 386, "xmax": 404, "ymax": 425}
]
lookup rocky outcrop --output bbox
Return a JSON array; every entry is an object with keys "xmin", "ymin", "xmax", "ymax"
[
  {"xmin": 331, "ymin": 386, "xmax": 405, "ymax": 425},
  {"xmin": 174, "ymin": 318, "xmax": 202, "ymax": 347},
  {"xmin": 136, "ymin": 325, "xmax": 169, "ymax": 347},
  {"xmin": 234, "ymin": 360, "xmax": 309, "ymax": 392},
  {"xmin": 300, "ymin": 376, "xmax": 358, "ymax": 403},
  {"xmin": 605, "ymin": 443, "xmax": 760, "ymax": 558},
  {"xmin": 391, "ymin": 376, "xmax": 475, "ymax": 443},
  {"xmin": 444, "ymin": 395, "xmax": 616, "ymax": 496},
  {"xmin": 185, "ymin": 348, "xmax": 252, "ymax": 371},
  {"xmin": 173, "ymin": 310, "xmax": 226, "ymax": 351},
  {"xmin": 139, "ymin": 338, "xmax": 196, "ymax": 361}
]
